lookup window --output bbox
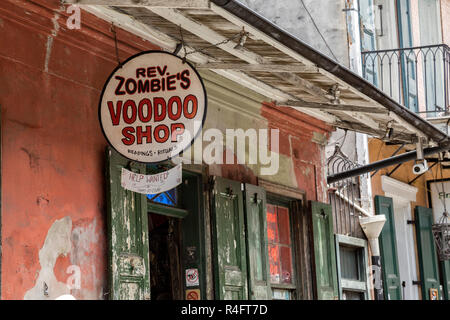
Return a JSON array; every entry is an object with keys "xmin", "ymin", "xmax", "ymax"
[
  {"xmin": 146, "ymin": 164, "xmax": 179, "ymax": 207},
  {"xmin": 359, "ymin": 0, "xmax": 379, "ymax": 86},
  {"xmin": 147, "ymin": 188, "xmax": 178, "ymax": 207},
  {"xmin": 266, "ymin": 202, "xmax": 296, "ymax": 299},
  {"xmin": 335, "ymin": 235, "xmax": 370, "ymax": 300}
]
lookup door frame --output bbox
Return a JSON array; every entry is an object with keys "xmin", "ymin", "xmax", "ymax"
[
  {"xmin": 147, "ymin": 163, "xmax": 208, "ymax": 300},
  {"xmin": 334, "ymin": 234, "xmax": 371, "ymax": 300},
  {"xmin": 381, "ymin": 175, "xmax": 419, "ymax": 299}
]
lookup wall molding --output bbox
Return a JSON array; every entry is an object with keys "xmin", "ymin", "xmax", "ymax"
[
  {"xmin": 381, "ymin": 175, "xmax": 418, "ymax": 203},
  {"xmin": 258, "ymin": 179, "xmax": 305, "ymax": 200}
]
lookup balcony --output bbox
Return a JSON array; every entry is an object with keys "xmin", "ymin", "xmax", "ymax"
[{"xmin": 362, "ymin": 44, "xmax": 450, "ymax": 122}]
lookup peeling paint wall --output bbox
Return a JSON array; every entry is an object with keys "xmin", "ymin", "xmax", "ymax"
[
  {"xmin": 0, "ymin": 0, "xmax": 159, "ymax": 299},
  {"xmin": 183, "ymin": 71, "xmax": 333, "ymax": 202},
  {"xmin": 24, "ymin": 217, "xmax": 72, "ymax": 300}
]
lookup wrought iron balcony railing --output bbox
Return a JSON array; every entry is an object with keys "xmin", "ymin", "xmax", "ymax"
[{"xmin": 362, "ymin": 44, "xmax": 450, "ymax": 118}]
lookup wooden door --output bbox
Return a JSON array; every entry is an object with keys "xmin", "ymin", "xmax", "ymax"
[
  {"xmin": 106, "ymin": 147, "xmax": 151, "ymax": 300},
  {"xmin": 211, "ymin": 177, "xmax": 248, "ymax": 299},
  {"xmin": 415, "ymin": 206, "xmax": 442, "ymax": 300},
  {"xmin": 244, "ymin": 184, "xmax": 271, "ymax": 300},
  {"xmin": 375, "ymin": 195, "xmax": 401, "ymax": 300},
  {"xmin": 310, "ymin": 201, "xmax": 338, "ymax": 300}
]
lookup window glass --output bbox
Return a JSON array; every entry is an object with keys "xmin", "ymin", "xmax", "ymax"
[
  {"xmin": 267, "ymin": 204, "xmax": 293, "ymax": 285},
  {"xmin": 147, "ymin": 188, "xmax": 177, "ymax": 206},
  {"xmin": 339, "ymin": 246, "xmax": 360, "ymax": 280}
]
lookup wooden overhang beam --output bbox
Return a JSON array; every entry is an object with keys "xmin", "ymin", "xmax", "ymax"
[
  {"xmin": 81, "ymin": 5, "xmax": 338, "ymax": 124},
  {"xmin": 149, "ymin": 7, "xmax": 333, "ymax": 103},
  {"xmin": 280, "ymin": 100, "xmax": 387, "ymax": 114},
  {"xmin": 148, "ymin": 7, "xmax": 390, "ymax": 132},
  {"xmin": 209, "ymin": 2, "xmax": 392, "ymax": 133},
  {"xmin": 209, "ymin": 3, "xmax": 378, "ymax": 106},
  {"xmin": 336, "ymin": 121, "xmax": 416, "ymax": 144},
  {"xmin": 81, "ymin": 4, "xmax": 412, "ymax": 139},
  {"xmin": 60, "ymin": 0, "xmax": 211, "ymax": 8},
  {"xmin": 210, "ymin": 0, "xmax": 450, "ymax": 144},
  {"xmin": 195, "ymin": 63, "xmax": 319, "ymax": 73}
]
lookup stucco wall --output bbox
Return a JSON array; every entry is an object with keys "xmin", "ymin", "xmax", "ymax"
[{"xmin": 0, "ymin": 0, "xmax": 333, "ymax": 299}]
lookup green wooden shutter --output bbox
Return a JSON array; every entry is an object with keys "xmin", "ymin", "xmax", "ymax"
[
  {"xmin": 211, "ymin": 176, "xmax": 248, "ymax": 300},
  {"xmin": 415, "ymin": 206, "xmax": 442, "ymax": 300},
  {"xmin": 375, "ymin": 195, "xmax": 401, "ymax": 300},
  {"xmin": 442, "ymin": 261, "xmax": 450, "ymax": 300},
  {"xmin": 106, "ymin": 148, "xmax": 151, "ymax": 300},
  {"xmin": 244, "ymin": 184, "xmax": 271, "ymax": 300},
  {"xmin": 310, "ymin": 201, "xmax": 338, "ymax": 300}
]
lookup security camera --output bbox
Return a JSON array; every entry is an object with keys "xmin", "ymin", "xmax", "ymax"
[{"xmin": 413, "ymin": 160, "xmax": 428, "ymax": 175}]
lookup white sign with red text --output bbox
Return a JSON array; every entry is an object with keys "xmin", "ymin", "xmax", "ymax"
[
  {"xmin": 121, "ymin": 163, "xmax": 182, "ymax": 195},
  {"xmin": 99, "ymin": 51, "xmax": 207, "ymax": 163}
]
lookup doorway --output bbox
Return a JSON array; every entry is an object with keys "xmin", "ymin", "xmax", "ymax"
[
  {"xmin": 391, "ymin": 201, "xmax": 419, "ymax": 300},
  {"xmin": 382, "ymin": 175, "xmax": 419, "ymax": 299},
  {"xmin": 148, "ymin": 213, "xmax": 183, "ymax": 300}
]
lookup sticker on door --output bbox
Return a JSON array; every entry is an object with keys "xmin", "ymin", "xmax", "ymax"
[{"xmin": 185, "ymin": 268, "xmax": 199, "ymax": 287}]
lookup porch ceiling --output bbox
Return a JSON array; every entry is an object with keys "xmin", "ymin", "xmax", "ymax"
[{"xmin": 64, "ymin": 0, "xmax": 450, "ymax": 146}]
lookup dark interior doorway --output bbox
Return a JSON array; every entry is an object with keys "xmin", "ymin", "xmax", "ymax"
[{"xmin": 148, "ymin": 213, "xmax": 183, "ymax": 300}]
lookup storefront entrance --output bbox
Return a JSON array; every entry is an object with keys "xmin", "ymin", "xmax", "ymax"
[
  {"xmin": 106, "ymin": 148, "xmax": 206, "ymax": 300},
  {"xmin": 148, "ymin": 213, "xmax": 182, "ymax": 300}
]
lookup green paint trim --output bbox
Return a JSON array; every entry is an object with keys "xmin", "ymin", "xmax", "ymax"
[
  {"xmin": 375, "ymin": 195, "xmax": 402, "ymax": 300},
  {"xmin": 414, "ymin": 206, "xmax": 442, "ymax": 300},
  {"xmin": 341, "ymin": 279, "xmax": 367, "ymax": 291},
  {"xmin": 336, "ymin": 234, "xmax": 367, "ymax": 247},
  {"xmin": 147, "ymin": 202, "xmax": 189, "ymax": 219},
  {"xmin": 311, "ymin": 201, "xmax": 339, "ymax": 300},
  {"xmin": 335, "ymin": 234, "xmax": 370, "ymax": 300}
]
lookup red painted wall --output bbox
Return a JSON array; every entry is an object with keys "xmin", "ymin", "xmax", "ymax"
[
  {"xmin": 0, "ymin": 0, "xmax": 159, "ymax": 299},
  {"xmin": 261, "ymin": 103, "xmax": 333, "ymax": 202}
]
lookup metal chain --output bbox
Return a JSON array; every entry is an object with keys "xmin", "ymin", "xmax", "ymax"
[
  {"xmin": 111, "ymin": 23, "xmax": 122, "ymax": 67},
  {"xmin": 177, "ymin": 25, "xmax": 246, "ymax": 58}
]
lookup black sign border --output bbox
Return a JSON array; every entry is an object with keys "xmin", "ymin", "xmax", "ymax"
[{"xmin": 98, "ymin": 50, "xmax": 208, "ymax": 164}]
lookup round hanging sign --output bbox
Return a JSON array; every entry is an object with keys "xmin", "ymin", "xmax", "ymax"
[{"xmin": 99, "ymin": 51, "xmax": 207, "ymax": 163}]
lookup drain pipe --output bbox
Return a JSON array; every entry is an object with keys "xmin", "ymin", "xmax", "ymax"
[{"xmin": 359, "ymin": 215, "xmax": 386, "ymax": 300}]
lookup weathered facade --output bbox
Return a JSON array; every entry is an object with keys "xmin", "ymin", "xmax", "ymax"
[
  {"xmin": 360, "ymin": 0, "xmax": 450, "ymax": 300},
  {"xmin": 0, "ymin": 0, "xmax": 335, "ymax": 300},
  {"xmin": 1, "ymin": 0, "xmax": 448, "ymax": 301}
]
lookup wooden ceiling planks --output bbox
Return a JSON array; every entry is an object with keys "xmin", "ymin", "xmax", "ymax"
[{"xmin": 84, "ymin": 4, "xmax": 428, "ymax": 143}]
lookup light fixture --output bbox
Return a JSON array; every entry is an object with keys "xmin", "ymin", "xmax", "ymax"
[
  {"xmin": 234, "ymin": 29, "xmax": 248, "ymax": 50},
  {"xmin": 383, "ymin": 121, "xmax": 394, "ymax": 141}
]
